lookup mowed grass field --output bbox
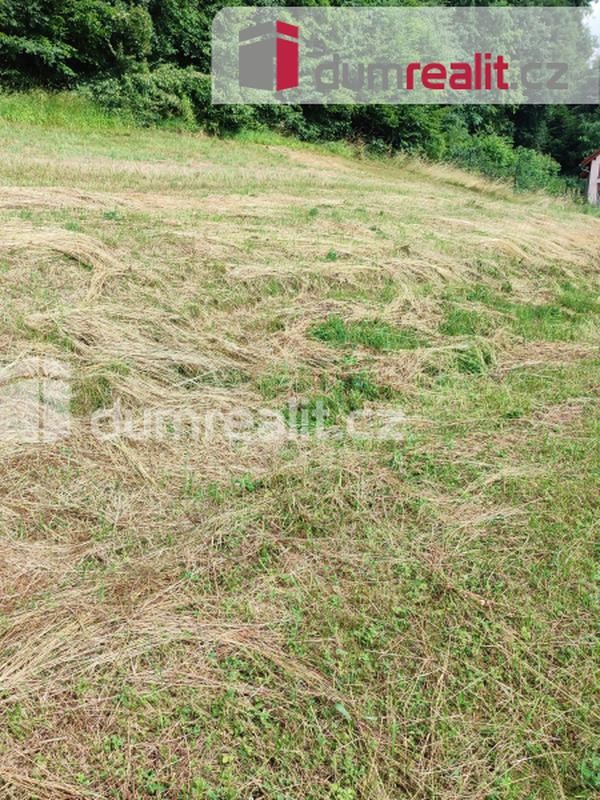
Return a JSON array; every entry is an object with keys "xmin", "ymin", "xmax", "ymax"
[{"xmin": 0, "ymin": 109, "xmax": 599, "ymax": 799}]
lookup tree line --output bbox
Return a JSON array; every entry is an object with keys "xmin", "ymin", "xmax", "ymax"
[{"xmin": 1, "ymin": 0, "xmax": 599, "ymax": 192}]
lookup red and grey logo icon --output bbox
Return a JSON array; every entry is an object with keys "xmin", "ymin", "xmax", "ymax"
[{"xmin": 239, "ymin": 20, "xmax": 299, "ymax": 91}]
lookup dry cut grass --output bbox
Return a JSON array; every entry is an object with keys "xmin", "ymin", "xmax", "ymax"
[{"xmin": 0, "ymin": 120, "xmax": 599, "ymax": 800}]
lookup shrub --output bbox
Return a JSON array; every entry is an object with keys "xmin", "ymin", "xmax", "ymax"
[
  {"xmin": 186, "ymin": 75, "xmax": 257, "ymax": 135},
  {"xmin": 85, "ymin": 64, "xmax": 197, "ymax": 126},
  {"xmin": 86, "ymin": 67, "xmax": 256, "ymax": 133},
  {"xmin": 447, "ymin": 133, "xmax": 565, "ymax": 194},
  {"xmin": 513, "ymin": 146, "xmax": 562, "ymax": 192},
  {"xmin": 448, "ymin": 133, "xmax": 517, "ymax": 181}
]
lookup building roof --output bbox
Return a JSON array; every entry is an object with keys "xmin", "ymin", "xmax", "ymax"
[{"xmin": 580, "ymin": 148, "xmax": 600, "ymax": 167}]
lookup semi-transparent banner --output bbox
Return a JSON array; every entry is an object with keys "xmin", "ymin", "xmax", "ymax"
[{"xmin": 212, "ymin": 6, "xmax": 600, "ymax": 104}]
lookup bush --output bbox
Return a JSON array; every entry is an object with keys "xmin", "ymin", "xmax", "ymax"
[
  {"xmin": 86, "ymin": 65, "xmax": 197, "ymax": 127},
  {"xmin": 86, "ymin": 67, "xmax": 256, "ymax": 134},
  {"xmin": 448, "ymin": 133, "xmax": 565, "ymax": 193},
  {"xmin": 448, "ymin": 134, "xmax": 517, "ymax": 180},
  {"xmin": 513, "ymin": 147, "xmax": 562, "ymax": 193},
  {"xmin": 187, "ymin": 75, "xmax": 257, "ymax": 135}
]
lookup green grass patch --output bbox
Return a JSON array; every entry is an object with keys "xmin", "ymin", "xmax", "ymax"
[
  {"xmin": 257, "ymin": 366, "xmax": 313, "ymax": 401},
  {"xmin": 557, "ymin": 282, "xmax": 600, "ymax": 314},
  {"xmin": 71, "ymin": 375, "xmax": 113, "ymax": 416},
  {"xmin": 439, "ymin": 307, "xmax": 493, "ymax": 336},
  {"xmin": 444, "ymin": 282, "xmax": 513, "ymax": 312},
  {"xmin": 71, "ymin": 366, "xmax": 128, "ymax": 415},
  {"xmin": 440, "ymin": 281, "xmax": 600, "ymax": 343},
  {"xmin": 421, "ymin": 341, "xmax": 496, "ymax": 381},
  {"xmin": 311, "ymin": 315, "xmax": 428, "ymax": 351},
  {"xmin": 512, "ymin": 303, "xmax": 575, "ymax": 341},
  {"xmin": 285, "ymin": 372, "xmax": 396, "ymax": 431},
  {"xmin": 327, "ymin": 277, "xmax": 398, "ymax": 305},
  {"xmin": 0, "ymin": 90, "xmax": 134, "ymax": 131}
]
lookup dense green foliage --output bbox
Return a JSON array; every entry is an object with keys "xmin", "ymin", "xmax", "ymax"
[{"xmin": 1, "ymin": 0, "xmax": 599, "ymax": 192}]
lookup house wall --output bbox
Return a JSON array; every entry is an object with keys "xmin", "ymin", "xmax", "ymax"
[{"xmin": 589, "ymin": 155, "xmax": 600, "ymax": 205}]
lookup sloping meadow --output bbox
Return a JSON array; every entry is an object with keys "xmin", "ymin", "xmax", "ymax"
[{"xmin": 0, "ymin": 121, "xmax": 599, "ymax": 799}]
